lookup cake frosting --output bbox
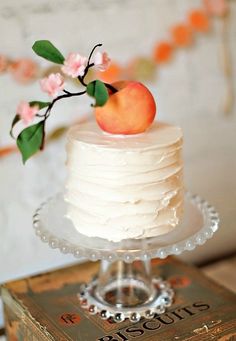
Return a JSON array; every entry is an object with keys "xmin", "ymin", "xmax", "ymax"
[{"xmin": 65, "ymin": 120, "xmax": 184, "ymax": 242}]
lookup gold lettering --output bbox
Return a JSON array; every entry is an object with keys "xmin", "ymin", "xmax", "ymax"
[
  {"xmin": 193, "ymin": 301, "xmax": 210, "ymax": 311},
  {"xmin": 125, "ymin": 326, "xmax": 144, "ymax": 337},
  {"xmin": 157, "ymin": 313, "xmax": 175, "ymax": 325}
]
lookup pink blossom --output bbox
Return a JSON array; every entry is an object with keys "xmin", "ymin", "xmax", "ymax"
[
  {"xmin": 40, "ymin": 73, "xmax": 65, "ymax": 97},
  {"xmin": 9, "ymin": 59, "xmax": 38, "ymax": 84},
  {"xmin": 17, "ymin": 101, "xmax": 38, "ymax": 124},
  {"xmin": 94, "ymin": 51, "xmax": 111, "ymax": 71},
  {"xmin": 61, "ymin": 53, "xmax": 87, "ymax": 78},
  {"xmin": 203, "ymin": 0, "xmax": 228, "ymax": 16},
  {"xmin": 0, "ymin": 55, "xmax": 8, "ymax": 73}
]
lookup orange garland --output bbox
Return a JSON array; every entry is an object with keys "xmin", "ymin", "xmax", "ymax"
[
  {"xmin": 0, "ymin": 145, "xmax": 17, "ymax": 157},
  {"xmin": 0, "ymin": 56, "xmax": 39, "ymax": 84},
  {"xmin": 153, "ymin": 42, "xmax": 173, "ymax": 64},
  {"xmin": 0, "ymin": 0, "xmax": 230, "ymax": 159},
  {"xmin": 188, "ymin": 10, "xmax": 210, "ymax": 32},
  {"xmin": 171, "ymin": 24, "xmax": 193, "ymax": 47},
  {"xmin": 98, "ymin": 62, "xmax": 123, "ymax": 83},
  {"xmin": 95, "ymin": 2, "xmax": 228, "ymax": 81}
]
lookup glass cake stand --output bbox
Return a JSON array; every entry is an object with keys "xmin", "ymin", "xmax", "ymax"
[{"xmin": 33, "ymin": 192, "xmax": 219, "ymax": 323}]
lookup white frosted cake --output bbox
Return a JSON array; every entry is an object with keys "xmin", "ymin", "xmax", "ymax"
[{"xmin": 65, "ymin": 120, "xmax": 184, "ymax": 242}]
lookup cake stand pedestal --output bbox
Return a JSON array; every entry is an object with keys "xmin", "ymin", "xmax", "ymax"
[{"xmin": 33, "ymin": 192, "xmax": 219, "ymax": 323}]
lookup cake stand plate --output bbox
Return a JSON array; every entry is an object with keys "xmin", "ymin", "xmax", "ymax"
[{"xmin": 33, "ymin": 192, "xmax": 219, "ymax": 322}]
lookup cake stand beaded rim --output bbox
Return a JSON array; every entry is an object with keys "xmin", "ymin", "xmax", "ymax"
[
  {"xmin": 78, "ymin": 277, "xmax": 174, "ymax": 323},
  {"xmin": 33, "ymin": 192, "xmax": 219, "ymax": 262}
]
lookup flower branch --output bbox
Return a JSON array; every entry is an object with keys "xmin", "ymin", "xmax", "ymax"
[
  {"xmin": 44, "ymin": 89, "xmax": 87, "ymax": 120},
  {"xmin": 10, "ymin": 41, "xmax": 115, "ymax": 163},
  {"xmin": 77, "ymin": 43, "xmax": 101, "ymax": 87}
]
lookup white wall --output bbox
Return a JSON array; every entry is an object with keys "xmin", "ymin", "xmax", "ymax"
[{"xmin": 0, "ymin": 0, "xmax": 235, "ymax": 297}]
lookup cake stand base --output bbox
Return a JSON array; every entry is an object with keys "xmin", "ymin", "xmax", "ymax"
[{"xmin": 78, "ymin": 259, "xmax": 174, "ymax": 323}]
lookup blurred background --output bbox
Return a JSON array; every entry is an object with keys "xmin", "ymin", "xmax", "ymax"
[{"xmin": 0, "ymin": 0, "xmax": 235, "ymax": 330}]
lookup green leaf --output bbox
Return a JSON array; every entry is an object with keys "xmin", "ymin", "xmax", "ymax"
[
  {"xmin": 10, "ymin": 114, "xmax": 21, "ymax": 138},
  {"xmin": 32, "ymin": 40, "xmax": 65, "ymax": 64},
  {"xmin": 29, "ymin": 101, "xmax": 51, "ymax": 110},
  {"xmin": 86, "ymin": 80, "xmax": 109, "ymax": 107},
  {"xmin": 17, "ymin": 121, "xmax": 45, "ymax": 164}
]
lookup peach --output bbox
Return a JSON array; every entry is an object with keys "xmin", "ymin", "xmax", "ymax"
[{"xmin": 95, "ymin": 81, "xmax": 156, "ymax": 135}]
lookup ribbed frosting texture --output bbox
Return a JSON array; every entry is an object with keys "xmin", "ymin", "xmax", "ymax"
[{"xmin": 65, "ymin": 121, "xmax": 184, "ymax": 242}]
